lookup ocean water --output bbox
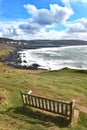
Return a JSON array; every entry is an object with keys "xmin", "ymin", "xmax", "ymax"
[{"xmin": 19, "ymin": 45, "xmax": 87, "ymax": 70}]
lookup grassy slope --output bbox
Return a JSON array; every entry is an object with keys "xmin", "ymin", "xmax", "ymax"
[
  {"xmin": 0, "ymin": 43, "xmax": 13, "ymax": 57},
  {"xmin": 0, "ymin": 44, "xmax": 87, "ymax": 130}
]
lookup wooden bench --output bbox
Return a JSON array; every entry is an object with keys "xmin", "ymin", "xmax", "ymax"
[{"xmin": 20, "ymin": 90, "xmax": 75, "ymax": 123}]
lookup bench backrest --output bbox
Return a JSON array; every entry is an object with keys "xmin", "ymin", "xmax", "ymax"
[{"xmin": 20, "ymin": 91, "xmax": 75, "ymax": 122}]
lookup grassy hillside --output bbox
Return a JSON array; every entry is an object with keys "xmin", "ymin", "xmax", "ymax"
[
  {"xmin": 0, "ymin": 43, "xmax": 13, "ymax": 57},
  {"xmin": 0, "ymin": 43, "xmax": 87, "ymax": 130},
  {"xmin": 0, "ymin": 61, "xmax": 87, "ymax": 130}
]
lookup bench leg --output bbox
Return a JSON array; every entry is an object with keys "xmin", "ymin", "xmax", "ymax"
[{"xmin": 70, "ymin": 110, "xmax": 79, "ymax": 126}]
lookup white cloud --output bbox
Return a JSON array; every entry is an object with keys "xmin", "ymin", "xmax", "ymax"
[
  {"xmin": 24, "ymin": 4, "xmax": 37, "ymax": 16},
  {"xmin": 0, "ymin": 20, "xmax": 26, "ymax": 38},
  {"xmin": 77, "ymin": 18, "xmax": 87, "ymax": 28},
  {"xmin": 61, "ymin": 0, "xmax": 71, "ymax": 7},
  {"xmin": 1, "ymin": 18, "xmax": 87, "ymax": 41},
  {"xmin": 0, "ymin": 3, "xmax": 87, "ymax": 41},
  {"xmin": 0, "ymin": 32, "xmax": 2, "ymax": 37},
  {"xmin": 68, "ymin": 23, "xmax": 86, "ymax": 33},
  {"xmin": 19, "ymin": 22, "xmax": 42, "ymax": 34},
  {"xmin": 67, "ymin": 18, "xmax": 87, "ymax": 33},
  {"xmin": 24, "ymin": 4, "xmax": 74, "ymax": 25},
  {"xmin": 1, "ymin": 17, "xmax": 87, "ymax": 41},
  {"xmin": 50, "ymin": 4, "xmax": 73, "ymax": 24},
  {"xmin": 62, "ymin": 0, "xmax": 87, "ymax": 7},
  {"xmin": 17, "ymin": 4, "xmax": 74, "ymax": 38},
  {"xmin": 18, "ymin": 16, "xmax": 87, "ymax": 41},
  {"xmin": 2, "ymin": 27, "xmax": 23, "ymax": 37}
]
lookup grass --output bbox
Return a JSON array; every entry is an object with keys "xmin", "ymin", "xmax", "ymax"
[
  {"xmin": 0, "ymin": 62, "xmax": 87, "ymax": 130},
  {"xmin": 0, "ymin": 43, "xmax": 13, "ymax": 57},
  {"xmin": 0, "ymin": 44, "xmax": 87, "ymax": 129}
]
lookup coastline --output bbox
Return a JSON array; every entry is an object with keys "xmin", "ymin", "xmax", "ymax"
[
  {"xmin": 1, "ymin": 45, "xmax": 87, "ymax": 71},
  {"xmin": 0, "ymin": 48, "xmax": 43, "ymax": 70},
  {"xmin": 14, "ymin": 45, "xmax": 87, "ymax": 71}
]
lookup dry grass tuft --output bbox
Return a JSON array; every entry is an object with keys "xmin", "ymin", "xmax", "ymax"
[{"xmin": 0, "ymin": 90, "xmax": 8, "ymax": 106}]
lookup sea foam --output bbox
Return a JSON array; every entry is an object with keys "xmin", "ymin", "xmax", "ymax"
[{"xmin": 18, "ymin": 45, "xmax": 87, "ymax": 70}]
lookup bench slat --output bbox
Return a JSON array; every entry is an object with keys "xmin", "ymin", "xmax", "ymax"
[{"xmin": 20, "ymin": 91, "xmax": 75, "ymax": 123}]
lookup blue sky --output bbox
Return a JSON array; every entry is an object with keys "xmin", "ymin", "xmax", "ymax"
[{"xmin": 0, "ymin": 0, "xmax": 87, "ymax": 40}]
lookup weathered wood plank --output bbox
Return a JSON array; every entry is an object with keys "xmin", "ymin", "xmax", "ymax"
[
  {"xmin": 28, "ymin": 95, "xmax": 30, "ymax": 105},
  {"xmin": 20, "ymin": 91, "xmax": 75, "ymax": 123}
]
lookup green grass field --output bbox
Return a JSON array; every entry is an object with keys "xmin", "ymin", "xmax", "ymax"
[
  {"xmin": 0, "ymin": 44, "xmax": 87, "ymax": 130},
  {"xmin": 0, "ymin": 43, "xmax": 13, "ymax": 57}
]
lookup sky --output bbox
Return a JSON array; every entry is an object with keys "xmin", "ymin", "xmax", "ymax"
[{"xmin": 0, "ymin": 0, "xmax": 87, "ymax": 40}]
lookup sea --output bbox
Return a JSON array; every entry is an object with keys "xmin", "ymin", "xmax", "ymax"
[{"xmin": 18, "ymin": 45, "xmax": 87, "ymax": 70}]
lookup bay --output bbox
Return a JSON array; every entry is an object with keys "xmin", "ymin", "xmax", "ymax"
[{"xmin": 19, "ymin": 45, "xmax": 87, "ymax": 70}]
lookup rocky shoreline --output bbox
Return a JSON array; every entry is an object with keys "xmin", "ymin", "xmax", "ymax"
[
  {"xmin": 1, "ymin": 48, "xmax": 87, "ymax": 72},
  {"xmin": 0, "ymin": 48, "xmax": 42, "ymax": 70},
  {"xmin": 1, "ymin": 37, "xmax": 87, "ymax": 70}
]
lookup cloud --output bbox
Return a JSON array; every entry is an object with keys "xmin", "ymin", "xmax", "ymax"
[
  {"xmin": 61, "ymin": 0, "xmax": 87, "ymax": 7},
  {"xmin": 68, "ymin": 23, "xmax": 86, "ymax": 33},
  {"xmin": 19, "ymin": 22, "xmax": 42, "ymax": 34},
  {"xmin": 24, "ymin": 4, "xmax": 37, "ymax": 16},
  {"xmin": 0, "ymin": 3, "xmax": 87, "ymax": 41},
  {"xmin": 0, "ymin": 32, "xmax": 2, "ymax": 37},
  {"xmin": 61, "ymin": 0, "xmax": 71, "ymax": 7},
  {"xmin": 77, "ymin": 18, "xmax": 87, "ymax": 28},
  {"xmin": 18, "ymin": 4, "xmax": 74, "ymax": 35},
  {"xmin": 67, "ymin": 18, "xmax": 87, "ymax": 33},
  {"xmin": 1, "ymin": 17, "xmax": 87, "ymax": 41},
  {"xmin": 1, "ymin": 18, "xmax": 87, "ymax": 41},
  {"xmin": 0, "ymin": 20, "xmax": 25, "ymax": 38},
  {"xmin": 17, "ymin": 17, "xmax": 87, "ymax": 40},
  {"xmin": 1, "ymin": 27, "xmax": 23, "ymax": 39},
  {"xmin": 24, "ymin": 4, "xmax": 74, "ymax": 25}
]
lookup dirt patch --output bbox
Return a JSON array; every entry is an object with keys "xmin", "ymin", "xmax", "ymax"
[
  {"xmin": 76, "ymin": 104, "xmax": 87, "ymax": 113},
  {"xmin": 73, "ymin": 98, "xmax": 87, "ymax": 114}
]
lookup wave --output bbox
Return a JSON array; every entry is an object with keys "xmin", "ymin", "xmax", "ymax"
[{"xmin": 18, "ymin": 45, "xmax": 87, "ymax": 70}]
